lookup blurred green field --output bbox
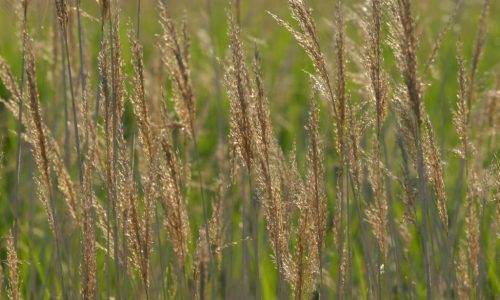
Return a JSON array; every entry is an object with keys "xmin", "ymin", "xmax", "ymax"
[{"xmin": 0, "ymin": 0, "xmax": 499, "ymax": 299}]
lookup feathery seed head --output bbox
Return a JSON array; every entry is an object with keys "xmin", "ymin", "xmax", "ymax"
[
  {"xmin": 55, "ymin": 0, "xmax": 70, "ymax": 29},
  {"xmin": 159, "ymin": 2, "xmax": 195, "ymax": 136},
  {"xmin": 225, "ymin": 11, "xmax": 255, "ymax": 173},
  {"xmin": 6, "ymin": 231, "xmax": 21, "ymax": 300}
]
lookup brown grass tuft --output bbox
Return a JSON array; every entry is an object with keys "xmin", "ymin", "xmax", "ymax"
[
  {"xmin": 225, "ymin": 12, "xmax": 255, "ymax": 174},
  {"xmin": 6, "ymin": 231, "xmax": 21, "ymax": 300},
  {"xmin": 159, "ymin": 2, "xmax": 195, "ymax": 137},
  {"xmin": 160, "ymin": 127, "xmax": 191, "ymax": 265},
  {"xmin": 305, "ymin": 93, "xmax": 327, "ymax": 285}
]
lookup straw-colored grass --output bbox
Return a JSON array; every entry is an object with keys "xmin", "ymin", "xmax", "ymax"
[{"xmin": 0, "ymin": 0, "xmax": 498, "ymax": 299}]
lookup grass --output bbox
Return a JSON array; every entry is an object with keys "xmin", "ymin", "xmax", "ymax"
[{"xmin": 0, "ymin": 0, "xmax": 499, "ymax": 299}]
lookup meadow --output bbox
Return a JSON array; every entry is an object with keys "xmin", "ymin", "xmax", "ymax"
[{"xmin": 0, "ymin": 0, "xmax": 499, "ymax": 299}]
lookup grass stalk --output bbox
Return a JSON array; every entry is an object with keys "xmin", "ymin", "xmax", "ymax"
[{"xmin": 13, "ymin": 1, "xmax": 28, "ymax": 248}]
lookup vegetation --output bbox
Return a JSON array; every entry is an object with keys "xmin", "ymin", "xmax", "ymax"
[{"xmin": 0, "ymin": 0, "xmax": 498, "ymax": 299}]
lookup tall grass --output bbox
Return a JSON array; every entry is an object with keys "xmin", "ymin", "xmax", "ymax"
[{"xmin": 0, "ymin": 0, "xmax": 498, "ymax": 299}]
